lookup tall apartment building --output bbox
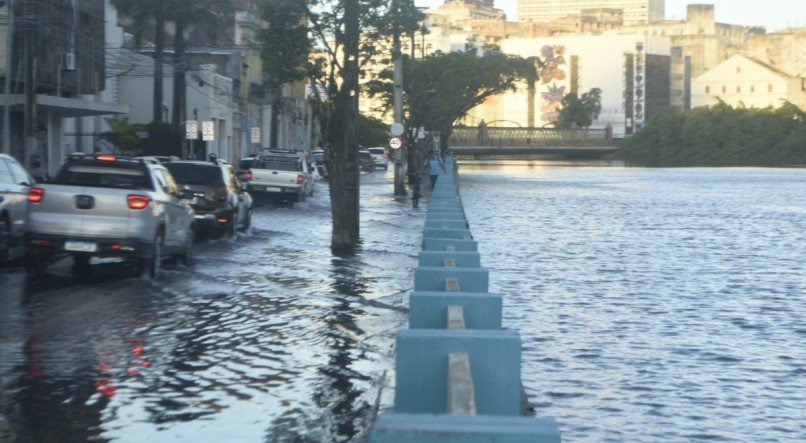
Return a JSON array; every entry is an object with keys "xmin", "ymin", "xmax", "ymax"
[{"xmin": 518, "ymin": 0, "xmax": 664, "ymax": 25}]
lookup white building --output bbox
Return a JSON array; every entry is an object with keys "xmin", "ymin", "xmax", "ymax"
[
  {"xmin": 518, "ymin": 0, "xmax": 665, "ymax": 25},
  {"xmin": 692, "ymin": 54, "xmax": 806, "ymax": 109},
  {"xmin": 474, "ymin": 34, "xmax": 672, "ymax": 137}
]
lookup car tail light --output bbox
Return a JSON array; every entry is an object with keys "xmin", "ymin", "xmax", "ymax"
[
  {"xmin": 127, "ymin": 194, "xmax": 151, "ymax": 210},
  {"xmin": 216, "ymin": 186, "xmax": 228, "ymax": 201},
  {"xmin": 27, "ymin": 187, "xmax": 45, "ymax": 203},
  {"xmin": 245, "ymin": 171, "xmax": 253, "ymax": 180},
  {"xmin": 296, "ymin": 175, "xmax": 305, "ymax": 184},
  {"xmin": 97, "ymin": 154, "xmax": 117, "ymax": 162},
  {"xmin": 217, "ymin": 217, "xmax": 229, "ymax": 224}
]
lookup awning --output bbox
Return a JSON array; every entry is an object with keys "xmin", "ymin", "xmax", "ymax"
[{"xmin": 0, "ymin": 94, "xmax": 130, "ymax": 117}]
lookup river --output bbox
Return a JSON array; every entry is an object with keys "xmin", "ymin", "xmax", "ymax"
[{"xmin": 457, "ymin": 161, "xmax": 805, "ymax": 442}]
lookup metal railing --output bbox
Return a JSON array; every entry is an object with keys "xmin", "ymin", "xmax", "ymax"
[{"xmin": 449, "ymin": 126, "xmax": 614, "ymax": 148}]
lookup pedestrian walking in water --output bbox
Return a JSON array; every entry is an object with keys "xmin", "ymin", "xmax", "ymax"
[{"xmin": 419, "ymin": 150, "xmax": 445, "ymax": 190}]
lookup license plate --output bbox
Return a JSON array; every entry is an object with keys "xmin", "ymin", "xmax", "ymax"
[
  {"xmin": 265, "ymin": 187, "xmax": 281, "ymax": 192},
  {"xmin": 64, "ymin": 241, "xmax": 98, "ymax": 252}
]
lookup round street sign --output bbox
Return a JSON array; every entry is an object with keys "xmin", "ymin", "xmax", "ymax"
[
  {"xmin": 390, "ymin": 123, "xmax": 405, "ymax": 136},
  {"xmin": 389, "ymin": 136, "xmax": 403, "ymax": 150}
]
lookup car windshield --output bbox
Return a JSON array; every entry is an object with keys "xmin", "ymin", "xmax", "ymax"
[
  {"xmin": 238, "ymin": 159, "xmax": 254, "ymax": 170},
  {"xmin": 359, "ymin": 152, "xmax": 371, "ymax": 159},
  {"xmin": 165, "ymin": 163, "xmax": 223, "ymax": 185},
  {"xmin": 258, "ymin": 156, "xmax": 299, "ymax": 171},
  {"xmin": 53, "ymin": 165, "xmax": 151, "ymax": 190},
  {"xmin": 368, "ymin": 148, "xmax": 385, "ymax": 155}
]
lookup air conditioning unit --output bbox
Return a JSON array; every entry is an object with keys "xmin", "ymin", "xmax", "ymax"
[{"xmin": 61, "ymin": 52, "xmax": 76, "ymax": 70}]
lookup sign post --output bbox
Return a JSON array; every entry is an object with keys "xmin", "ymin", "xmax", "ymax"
[{"xmin": 390, "ymin": 123, "xmax": 406, "ymax": 196}]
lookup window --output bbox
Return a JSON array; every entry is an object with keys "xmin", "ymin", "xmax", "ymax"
[
  {"xmin": 6, "ymin": 159, "xmax": 33, "ymax": 184},
  {"xmin": 736, "ymin": 85, "xmax": 741, "ymax": 93},
  {"xmin": 0, "ymin": 160, "xmax": 14, "ymax": 184},
  {"xmin": 706, "ymin": 86, "xmax": 711, "ymax": 94},
  {"xmin": 768, "ymin": 84, "xmax": 773, "ymax": 92},
  {"xmin": 750, "ymin": 85, "xmax": 755, "ymax": 93},
  {"xmin": 722, "ymin": 85, "xmax": 727, "ymax": 93},
  {"xmin": 736, "ymin": 66, "xmax": 741, "ymax": 74}
]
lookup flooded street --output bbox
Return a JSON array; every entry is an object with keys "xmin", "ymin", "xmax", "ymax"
[
  {"xmin": 458, "ymin": 162, "xmax": 805, "ymax": 442},
  {"xmin": 0, "ymin": 172, "xmax": 418, "ymax": 442}
]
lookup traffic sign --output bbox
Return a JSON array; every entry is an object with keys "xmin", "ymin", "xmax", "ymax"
[
  {"xmin": 185, "ymin": 121, "xmax": 198, "ymax": 140},
  {"xmin": 389, "ymin": 136, "xmax": 403, "ymax": 150},
  {"xmin": 202, "ymin": 121, "xmax": 215, "ymax": 141},
  {"xmin": 250, "ymin": 127, "xmax": 261, "ymax": 143},
  {"xmin": 390, "ymin": 123, "xmax": 405, "ymax": 136}
]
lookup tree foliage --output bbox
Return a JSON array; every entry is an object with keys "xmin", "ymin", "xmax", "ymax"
[
  {"xmin": 366, "ymin": 47, "xmax": 538, "ymax": 153},
  {"xmin": 357, "ymin": 114, "xmax": 390, "ymax": 148},
  {"xmin": 620, "ymin": 102, "xmax": 806, "ymax": 167},
  {"xmin": 256, "ymin": 0, "xmax": 423, "ymax": 250},
  {"xmin": 555, "ymin": 88, "xmax": 602, "ymax": 128}
]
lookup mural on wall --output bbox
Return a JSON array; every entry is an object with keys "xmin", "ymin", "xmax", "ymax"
[
  {"xmin": 633, "ymin": 42, "xmax": 645, "ymax": 127},
  {"xmin": 538, "ymin": 45, "xmax": 568, "ymax": 124}
]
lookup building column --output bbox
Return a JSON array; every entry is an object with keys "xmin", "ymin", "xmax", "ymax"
[{"xmin": 47, "ymin": 112, "xmax": 63, "ymax": 176}]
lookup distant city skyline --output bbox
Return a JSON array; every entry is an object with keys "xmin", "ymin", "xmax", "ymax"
[{"xmin": 414, "ymin": 0, "xmax": 805, "ymax": 31}]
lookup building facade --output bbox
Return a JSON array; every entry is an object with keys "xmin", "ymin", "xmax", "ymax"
[
  {"xmin": 692, "ymin": 54, "xmax": 806, "ymax": 109},
  {"xmin": 475, "ymin": 35, "xmax": 672, "ymax": 137},
  {"xmin": 518, "ymin": 0, "xmax": 665, "ymax": 25}
]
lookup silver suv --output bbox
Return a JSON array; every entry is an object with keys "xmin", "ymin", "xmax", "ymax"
[{"xmin": 25, "ymin": 154, "xmax": 195, "ymax": 278}]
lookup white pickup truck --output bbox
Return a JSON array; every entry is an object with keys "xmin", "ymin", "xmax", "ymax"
[{"xmin": 246, "ymin": 151, "xmax": 314, "ymax": 206}]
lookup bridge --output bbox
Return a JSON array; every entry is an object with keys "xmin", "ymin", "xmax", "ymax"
[{"xmin": 448, "ymin": 126, "xmax": 619, "ymax": 159}]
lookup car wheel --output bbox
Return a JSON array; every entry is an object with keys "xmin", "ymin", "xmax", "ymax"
[
  {"xmin": 142, "ymin": 231, "xmax": 163, "ymax": 279},
  {"xmin": 180, "ymin": 227, "xmax": 194, "ymax": 266},
  {"xmin": 73, "ymin": 255, "xmax": 91, "ymax": 277},
  {"xmin": 228, "ymin": 212, "xmax": 238, "ymax": 237},
  {"xmin": 25, "ymin": 254, "xmax": 47, "ymax": 279},
  {"xmin": 0, "ymin": 215, "xmax": 10, "ymax": 266},
  {"xmin": 242, "ymin": 209, "xmax": 252, "ymax": 231}
]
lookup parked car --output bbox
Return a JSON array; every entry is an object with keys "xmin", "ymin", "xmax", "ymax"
[
  {"xmin": 24, "ymin": 154, "xmax": 195, "ymax": 278},
  {"xmin": 358, "ymin": 150, "xmax": 375, "ymax": 172},
  {"xmin": 0, "ymin": 154, "xmax": 35, "ymax": 265},
  {"xmin": 247, "ymin": 150, "xmax": 314, "ymax": 206},
  {"xmin": 310, "ymin": 150, "xmax": 328, "ymax": 179},
  {"xmin": 164, "ymin": 160, "xmax": 253, "ymax": 237},
  {"xmin": 368, "ymin": 147, "xmax": 389, "ymax": 170},
  {"xmin": 237, "ymin": 157, "xmax": 256, "ymax": 184}
]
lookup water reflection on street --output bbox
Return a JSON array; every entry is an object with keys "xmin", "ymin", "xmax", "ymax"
[{"xmin": 0, "ymin": 171, "xmax": 418, "ymax": 442}]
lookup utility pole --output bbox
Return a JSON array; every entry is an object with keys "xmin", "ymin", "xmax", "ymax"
[
  {"xmin": 23, "ymin": 0, "xmax": 35, "ymax": 164},
  {"xmin": 392, "ymin": 0, "xmax": 406, "ymax": 196},
  {"xmin": 2, "ymin": 0, "xmax": 14, "ymax": 155}
]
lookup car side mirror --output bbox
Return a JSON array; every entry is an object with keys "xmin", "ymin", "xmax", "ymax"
[
  {"xmin": 19, "ymin": 181, "xmax": 31, "ymax": 187},
  {"xmin": 179, "ymin": 189, "xmax": 196, "ymax": 200}
]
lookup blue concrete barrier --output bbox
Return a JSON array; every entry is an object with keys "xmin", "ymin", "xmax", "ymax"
[
  {"xmin": 409, "ymin": 292, "xmax": 502, "ymax": 330},
  {"xmin": 395, "ymin": 329, "xmax": 522, "ymax": 416},
  {"xmin": 370, "ymin": 156, "xmax": 561, "ymax": 443},
  {"xmin": 414, "ymin": 267, "xmax": 489, "ymax": 293},
  {"xmin": 422, "ymin": 228, "xmax": 473, "ymax": 240},
  {"xmin": 422, "ymin": 238, "xmax": 478, "ymax": 252},
  {"xmin": 370, "ymin": 414, "xmax": 561, "ymax": 443},
  {"xmin": 425, "ymin": 212, "xmax": 466, "ymax": 220},
  {"xmin": 417, "ymin": 251, "xmax": 481, "ymax": 268},
  {"xmin": 423, "ymin": 220, "xmax": 469, "ymax": 230}
]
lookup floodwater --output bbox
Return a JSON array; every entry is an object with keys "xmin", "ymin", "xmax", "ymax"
[
  {"xmin": 0, "ymin": 171, "xmax": 418, "ymax": 442},
  {"xmin": 458, "ymin": 161, "xmax": 805, "ymax": 442}
]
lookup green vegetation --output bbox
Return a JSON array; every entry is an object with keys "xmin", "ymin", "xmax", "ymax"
[
  {"xmin": 555, "ymin": 88, "xmax": 602, "ymax": 129},
  {"xmin": 620, "ymin": 102, "xmax": 806, "ymax": 167},
  {"xmin": 366, "ymin": 47, "xmax": 538, "ymax": 166},
  {"xmin": 358, "ymin": 115, "xmax": 390, "ymax": 148}
]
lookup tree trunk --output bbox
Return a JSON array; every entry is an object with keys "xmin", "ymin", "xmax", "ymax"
[
  {"xmin": 172, "ymin": 15, "xmax": 186, "ymax": 132},
  {"xmin": 153, "ymin": 3, "xmax": 165, "ymax": 124},
  {"xmin": 329, "ymin": 0, "xmax": 361, "ymax": 252}
]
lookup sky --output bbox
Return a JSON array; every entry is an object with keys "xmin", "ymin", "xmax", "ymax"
[{"xmin": 414, "ymin": 0, "xmax": 806, "ymax": 31}]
